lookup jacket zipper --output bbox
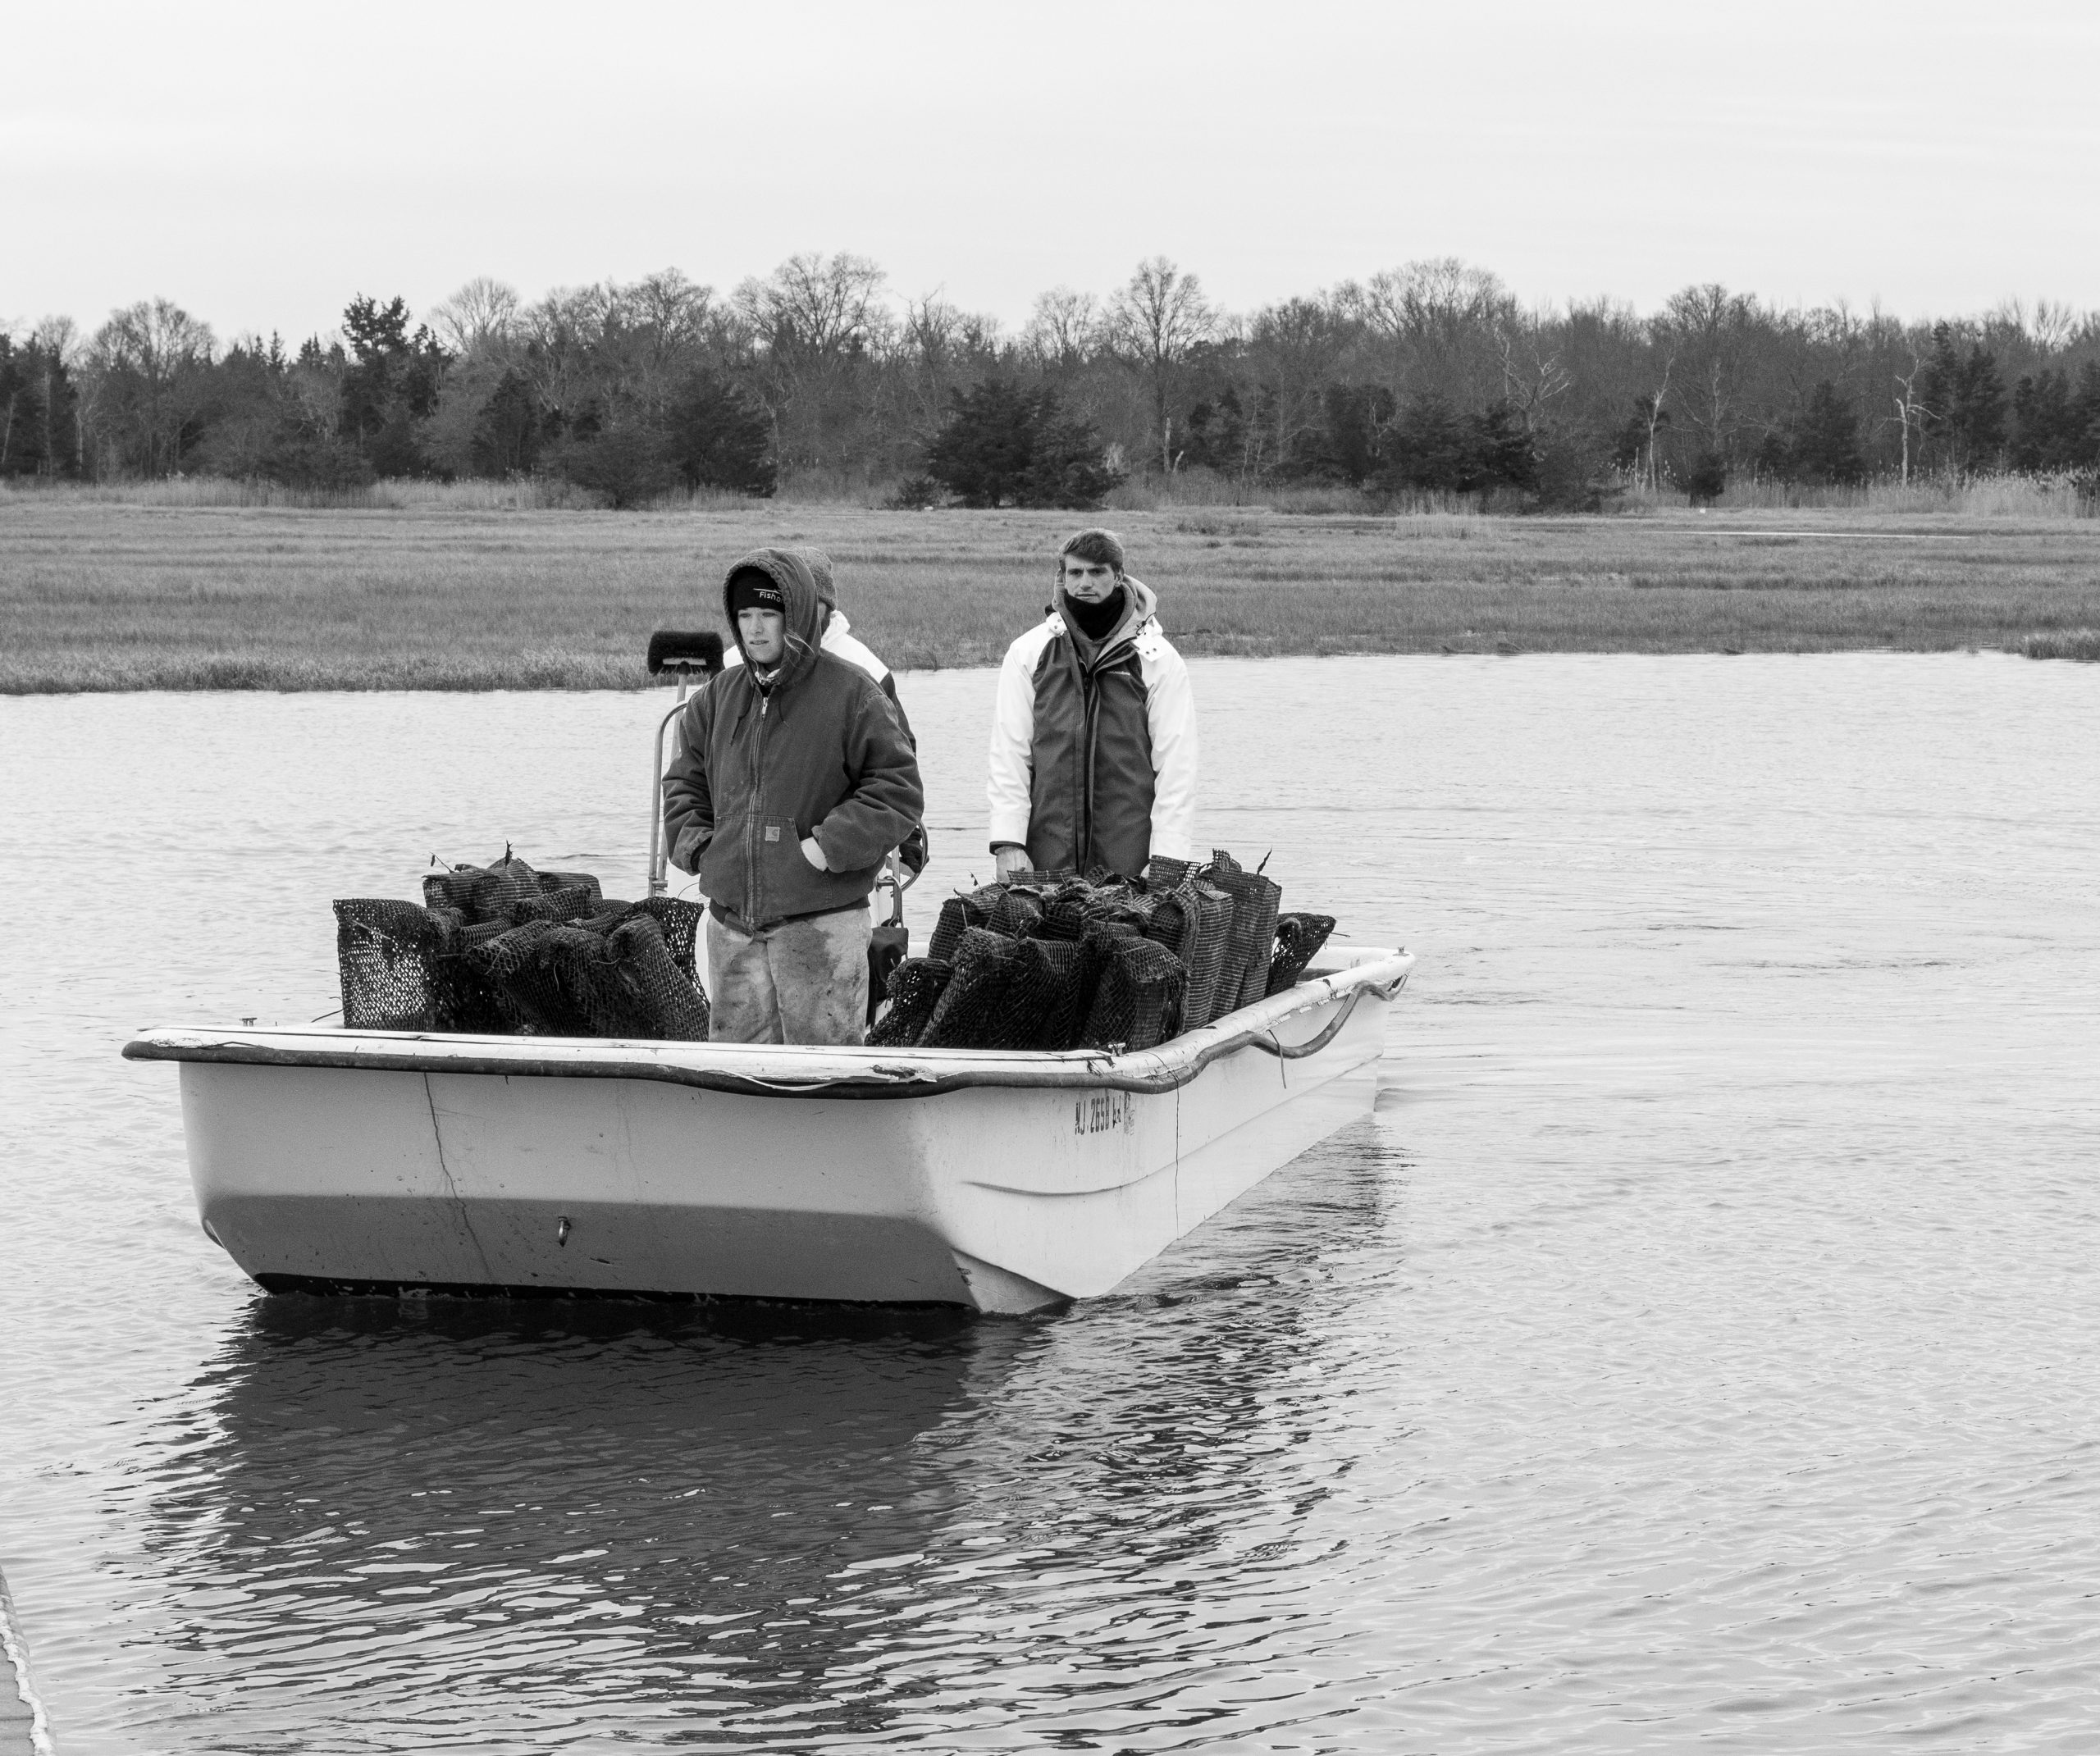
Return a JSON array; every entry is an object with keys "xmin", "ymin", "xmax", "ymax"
[
  {"xmin": 746, "ymin": 691, "xmax": 769, "ymax": 923},
  {"xmin": 1080, "ymin": 662, "xmax": 1099, "ymax": 869},
  {"xmin": 1077, "ymin": 622, "xmax": 1132, "ymax": 871}
]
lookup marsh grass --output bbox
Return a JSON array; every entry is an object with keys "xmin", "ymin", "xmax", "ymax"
[
  {"xmin": 4, "ymin": 497, "xmax": 2098, "ymax": 691},
  {"xmin": 2020, "ymin": 628, "xmax": 2100, "ymax": 661},
  {"xmin": 1625, "ymin": 473, "xmax": 2098, "ymax": 518}
]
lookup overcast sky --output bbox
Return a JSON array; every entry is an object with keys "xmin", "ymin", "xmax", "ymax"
[{"xmin": 7, "ymin": 0, "xmax": 2098, "ymax": 344}]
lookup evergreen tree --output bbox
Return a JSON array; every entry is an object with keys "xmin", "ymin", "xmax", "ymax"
[
  {"xmin": 554, "ymin": 407, "xmax": 677, "ymax": 508},
  {"xmin": 1471, "ymin": 401, "xmax": 1539, "ymax": 493},
  {"xmin": 2010, "ymin": 370, "xmax": 2079, "ymax": 472},
  {"xmin": 1918, "ymin": 323, "xmax": 2006, "ymax": 472},
  {"xmin": 340, "ymin": 294, "xmax": 447, "ymax": 476},
  {"xmin": 470, "ymin": 369, "xmax": 546, "ymax": 477},
  {"xmin": 661, "ymin": 369, "xmax": 777, "ymax": 495},
  {"xmin": 924, "ymin": 378, "xmax": 1119, "ymax": 509},
  {"xmin": 1774, "ymin": 380, "xmax": 1866, "ymax": 485},
  {"xmin": 1682, "ymin": 451, "xmax": 1728, "ymax": 505}
]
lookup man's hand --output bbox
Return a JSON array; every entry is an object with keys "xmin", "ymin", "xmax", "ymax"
[
  {"xmin": 993, "ymin": 844, "xmax": 1030, "ymax": 880},
  {"xmin": 800, "ymin": 835, "xmax": 830, "ymax": 872}
]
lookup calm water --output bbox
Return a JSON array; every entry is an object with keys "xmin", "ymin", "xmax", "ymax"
[{"xmin": 3, "ymin": 654, "xmax": 2098, "ymax": 1754}]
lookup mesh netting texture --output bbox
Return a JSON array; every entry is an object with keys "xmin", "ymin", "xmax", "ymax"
[
  {"xmin": 919, "ymin": 928, "xmax": 1097, "ymax": 1051},
  {"xmin": 868, "ymin": 852, "xmax": 1322, "ymax": 1055},
  {"xmin": 1080, "ymin": 935, "xmax": 1187, "ymax": 1051},
  {"xmin": 1268, "ymin": 912, "xmax": 1338, "ymax": 996},
  {"xmin": 336, "ymin": 854, "xmax": 707, "ymax": 1040},
  {"xmin": 1202, "ymin": 851, "xmax": 1284, "ymax": 1016},
  {"xmin": 867, "ymin": 958, "xmax": 954, "ymax": 1047}
]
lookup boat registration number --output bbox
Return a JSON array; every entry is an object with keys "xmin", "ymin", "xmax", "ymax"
[{"xmin": 1075, "ymin": 1092, "xmax": 1137, "ymax": 1138}]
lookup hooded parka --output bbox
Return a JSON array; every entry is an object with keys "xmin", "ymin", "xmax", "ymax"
[
  {"xmin": 985, "ymin": 577, "xmax": 1198, "ymax": 878},
  {"xmin": 664, "ymin": 549, "xmax": 923, "ymax": 929}
]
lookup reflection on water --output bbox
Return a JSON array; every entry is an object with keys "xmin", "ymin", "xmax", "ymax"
[
  {"xmin": 6, "ymin": 655, "xmax": 2100, "ymax": 1750},
  {"xmin": 125, "ymin": 1129, "xmax": 1391, "ymax": 1751},
  {"xmin": 144, "ymin": 1302, "xmax": 1013, "ymax": 1749}
]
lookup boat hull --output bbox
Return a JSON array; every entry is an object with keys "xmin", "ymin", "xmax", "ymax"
[{"xmin": 137, "ymin": 952, "xmax": 1410, "ymax": 1314}]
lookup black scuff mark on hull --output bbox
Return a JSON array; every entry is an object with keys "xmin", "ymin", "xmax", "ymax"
[{"xmin": 424, "ymin": 1071, "xmax": 499, "ymax": 1284}]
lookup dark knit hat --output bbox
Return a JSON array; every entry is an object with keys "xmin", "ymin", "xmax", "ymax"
[{"xmin": 728, "ymin": 568, "xmax": 786, "ymax": 615}]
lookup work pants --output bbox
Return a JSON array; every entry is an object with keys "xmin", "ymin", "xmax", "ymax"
[{"xmin": 706, "ymin": 907, "xmax": 870, "ymax": 1046}]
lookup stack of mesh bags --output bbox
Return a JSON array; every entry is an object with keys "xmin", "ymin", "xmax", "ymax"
[
  {"xmin": 334, "ymin": 852, "xmax": 710, "ymax": 1041},
  {"xmin": 871, "ymin": 849, "xmax": 1322, "ymax": 1055}
]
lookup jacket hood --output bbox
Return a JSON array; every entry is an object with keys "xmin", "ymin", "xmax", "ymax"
[
  {"xmin": 723, "ymin": 547, "xmax": 826, "ymax": 690},
  {"xmin": 1057, "ymin": 574, "xmax": 1157, "ymax": 656}
]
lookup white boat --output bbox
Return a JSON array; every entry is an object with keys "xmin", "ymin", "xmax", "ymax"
[{"xmin": 124, "ymin": 945, "xmax": 1411, "ymax": 1314}]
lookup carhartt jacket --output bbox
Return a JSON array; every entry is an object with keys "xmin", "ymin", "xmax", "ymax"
[
  {"xmin": 664, "ymin": 549, "xmax": 924, "ymax": 928},
  {"xmin": 985, "ymin": 577, "xmax": 1198, "ymax": 878},
  {"xmin": 722, "ymin": 607, "xmax": 928, "ymax": 873}
]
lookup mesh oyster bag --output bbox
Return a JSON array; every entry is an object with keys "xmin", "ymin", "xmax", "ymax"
[
  {"xmin": 335, "ymin": 899, "xmax": 453, "ymax": 1032},
  {"xmin": 1267, "ymin": 913, "xmax": 1338, "ymax": 995},
  {"xmin": 919, "ymin": 928, "xmax": 1097, "ymax": 1052},
  {"xmin": 422, "ymin": 853, "xmax": 603, "ymax": 924},
  {"xmin": 1080, "ymin": 935, "xmax": 1187, "ymax": 1052},
  {"xmin": 337, "ymin": 863, "xmax": 706, "ymax": 1040},
  {"xmin": 1203, "ymin": 851, "xmax": 1284, "ymax": 1019},
  {"xmin": 986, "ymin": 886, "xmax": 1047, "ymax": 938},
  {"xmin": 1176, "ymin": 881, "xmax": 1234, "ymax": 1032},
  {"xmin": 928, "ymin": 882, "xmax": 1007, "ymax": 964},
  {"xmin": 868, "ymin": 958, "xmax": 954, "ymax": 1047},
  {"xmin": 456, "ymin": 916, "xmax": 712, "ymax": 1041}
]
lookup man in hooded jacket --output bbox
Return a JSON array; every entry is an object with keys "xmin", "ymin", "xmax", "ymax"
[
  {"xmin": 663, "ymin": 548, "xmax": 924, "ymax": 1044},
  {"xmin": 986, "ymin": 527, "xmax": 1198, "ymax": 881},
  {"xmin": 717, "ymin": 546, "xmax": 928, "ymax": 876}
]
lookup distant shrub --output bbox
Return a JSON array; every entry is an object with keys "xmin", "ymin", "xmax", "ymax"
[
  {"xmin": 259, "ymin": 433, "xmax": 376, "ymax": 491},
  {"xmin": 552, "ymin": 413, "xmax": 678, "ymax": 509},
  {"xmin": 661, "ymin": 370, "xmax": 775, "ymax": 496},
  {"xmin": 924, "ymin": 377, "xmax": 1123, "ymax": 509},
  {"xmin": 1683, "ymin": 452, "xmax": 1728, "ymax": 506},
  {"xmin": 883, "ymin": 474, "xmax": 946, "ymax": 510}
]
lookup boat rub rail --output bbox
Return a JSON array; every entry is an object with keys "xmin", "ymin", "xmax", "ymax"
[{"xmin": 123, "ymin": 951, "xmax": 1412, "ymax": 1101}]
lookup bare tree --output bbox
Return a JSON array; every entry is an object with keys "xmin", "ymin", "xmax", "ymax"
[
  {"xmin": 1637, "ymin": 352, "xmax": 1674, "ymax": 491},
  {"xmin": 1024, "ymin": 287, "xmax": 1104, "ymax": 373},
  {"xmin": 1892, "ymin": 349, "xmax": 1929, "ymax": 488},
  {"xmin": 1495, "ymin": 306, "xmax": 1573, "ymax": 431},
  {"xmin": 84, "ymin": 299, "xmax": 217, "ymax": 475},
  {"xmin": 1108, "ymin": 257, "xmax": 1217, "ymax": 472},
  {"xmin": 736, "ymin": 253, "xmax": 888, "ymax": 358},
  {"xmin": 427, "ymin": 277, "xmax": 521, "ymax": 357},
  {"xmin": 728, "ymin": 253, "xmax": 894, "ymax": 472},
  {"xmin": 1656, "ymin": 283, "xmax": 1760, "ymax": 459}
]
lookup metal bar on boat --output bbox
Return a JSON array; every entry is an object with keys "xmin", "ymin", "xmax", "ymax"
[{"xmin": 122, "ymin": 961, "xmax": 1410, "ymax": 1101}]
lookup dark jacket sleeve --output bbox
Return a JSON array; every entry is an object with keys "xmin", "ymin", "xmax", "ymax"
[
  {"xmin": 660, "ymin": 689, "xmax": 716, "ymax": 875},
  {"xmin": 879, "ymin": 674, "xmax": 930, "ymax": 874},
  {"xmin": 811, "ymin": 677, "xmax": 924, "ymax": 873}
]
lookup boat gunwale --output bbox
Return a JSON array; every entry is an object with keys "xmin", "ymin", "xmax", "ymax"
[{"xmin": 122, "ymin": 951, "xmax": 1413, "ymax": 1100}]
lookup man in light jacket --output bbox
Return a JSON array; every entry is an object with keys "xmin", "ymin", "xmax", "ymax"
[
  {"xmin": 986, "ymin": 527, "xmax": 1198, "ymax": 881},
  {"xmin": 664, "ymin": 548, "xmax": 924, "ymax": 1044}
]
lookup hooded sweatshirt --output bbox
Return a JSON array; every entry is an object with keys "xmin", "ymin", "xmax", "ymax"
[
  {"xmin": 985, "ymin": 574, "xmax": 1198, "ymax": 878},
  {"xmin": 715, "ymin": 557, "xmax": 928, "ymax": 873},
  {"xmin": 663, "ymin": 548, "xmax": 924, "ymax": 928}
]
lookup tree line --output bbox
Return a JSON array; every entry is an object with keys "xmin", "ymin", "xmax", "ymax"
[{"xmin": 6, "ymin": 256, "xmax": 2099, "ymax": 509}]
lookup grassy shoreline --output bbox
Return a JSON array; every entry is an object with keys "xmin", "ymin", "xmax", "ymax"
[{"xmin": 4, "ymin": 500, "xmax": 2097, "ymax": 693}]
